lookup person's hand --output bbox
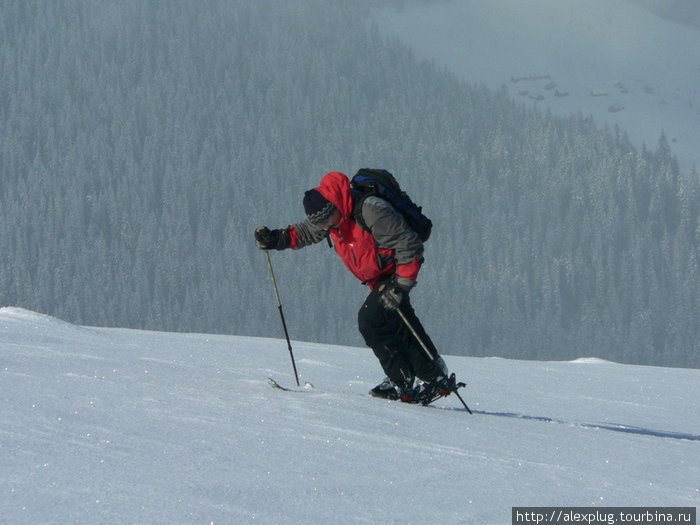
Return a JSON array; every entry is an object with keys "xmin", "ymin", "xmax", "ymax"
[
  {"xmin": 378, "ymin": 277, "xmax": 415, "ymax": 311},
  {"xmin": 254, "ymin": 226, "xmax": 290, "ymax": 250}
]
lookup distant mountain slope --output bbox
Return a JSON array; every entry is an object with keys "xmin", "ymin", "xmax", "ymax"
[
  {"xmin": 374, "ymin": 0, "xmax": 700, "ymax": 175},
  {"xmin": 635, "ymin": 0, "xmax": 700, "ymax": 31}
]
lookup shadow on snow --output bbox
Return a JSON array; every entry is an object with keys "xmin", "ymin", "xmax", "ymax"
[{"xmin": 473, "ymin": 410, "xmax": 700, "ymax": 442}]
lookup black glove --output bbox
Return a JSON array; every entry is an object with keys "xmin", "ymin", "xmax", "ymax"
[
  {"xmin": 378, "ymin": 277, "xmax": 415, "ymax": 311},
  {"xmin": 254, "ymin": 226, "xmax": 290, "ymax": 250}
]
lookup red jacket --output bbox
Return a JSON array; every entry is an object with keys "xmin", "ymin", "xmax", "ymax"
[{"xmin": 287, "ymin": 172, "xmax": 422, "ymax": 289}]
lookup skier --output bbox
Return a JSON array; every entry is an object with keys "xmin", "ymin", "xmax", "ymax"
[{"xmin": 254, "ymin": 171, "xmax": 455, "ymax": 403}]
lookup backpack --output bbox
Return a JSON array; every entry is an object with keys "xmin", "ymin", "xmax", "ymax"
[{"xmin": 350, "ymin": 168, "xmax": 432, "ymax": 242}]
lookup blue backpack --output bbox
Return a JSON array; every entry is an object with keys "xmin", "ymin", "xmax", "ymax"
[{"xmin": 350, "ymin": 168, "xmax": 432, "ymax": 242}]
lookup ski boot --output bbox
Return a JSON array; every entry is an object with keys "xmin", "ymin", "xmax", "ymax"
[{"xmin": 370, "ymin": 377, "xmax": 416, "ymax": 403}]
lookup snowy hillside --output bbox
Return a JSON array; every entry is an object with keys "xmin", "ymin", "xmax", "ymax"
[
  {"xmin": 374, "ymin": 0, "xmax": 700, "ymax": 176},
  {"xmin": 1, "ymin": 307, "xmax": 697, "ymax": 523}
]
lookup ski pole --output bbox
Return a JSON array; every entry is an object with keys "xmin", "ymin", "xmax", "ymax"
[
  {"xmin": 396, "ymin": 308, "xmax": 472, "ymax": 414},
  {"xmin": 395, "ymin": 307, "xmax": 435, "ymax": 361},
  {"xmin": 265, "ymin": 250, "xmax": 300, "ymax": 386}
]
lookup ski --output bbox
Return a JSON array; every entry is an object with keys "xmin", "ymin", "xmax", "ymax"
[
  {"xmin": 268, "ymin": 377, "xmax": 314, "ymax": 391},
  {"xmin": 269, "ymin": 376, "xmax": 472, "ymax": 413},
  {"xmin": 268, "ymin": 376, "xmax": 292, "ymax": 391}
]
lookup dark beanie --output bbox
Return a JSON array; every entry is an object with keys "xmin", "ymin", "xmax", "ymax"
[{"xmin": 303, "ymin": 189, "xmax": 337, "ymax": 224}]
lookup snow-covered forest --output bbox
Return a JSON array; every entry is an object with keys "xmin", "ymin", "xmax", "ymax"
[{"xmin": 1, "ymin": 1, "xmax": 698, "ymax": 367}]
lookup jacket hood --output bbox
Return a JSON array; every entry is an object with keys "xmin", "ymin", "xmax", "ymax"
[{"xmin": 315, "ymin": 172, "xmax": 353, "ymax": 219}]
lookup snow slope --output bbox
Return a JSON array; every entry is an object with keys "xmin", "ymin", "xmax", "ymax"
[
  {"xmin": 373, "ymin": 0, "xmax": 700, "ymax": 176},
  {"xmin": 1, "ymin": 307, "xmax": 698, "ymax": 523}
]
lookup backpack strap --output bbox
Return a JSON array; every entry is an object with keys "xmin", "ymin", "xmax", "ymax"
[{"xmin": 352, "ymin": 189, "xmax": 372, "ymax": 233}]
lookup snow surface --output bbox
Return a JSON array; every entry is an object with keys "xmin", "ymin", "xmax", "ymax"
[
  {"xmin": 1, "ymin": 307, "xmax": 698, "ymax": 523},
  {"xmin": 374, "ymin": 0, "xmax": 700, "ymax": 176}
]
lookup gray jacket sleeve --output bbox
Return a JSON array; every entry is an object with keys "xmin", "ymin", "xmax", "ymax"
[
  {"xmin": 289, "ymin": 219, "xmax": 329, "ymax": 248},
  {"xmin": 360, "ymin": 195, "xmax": 424, "ymax": 269}
]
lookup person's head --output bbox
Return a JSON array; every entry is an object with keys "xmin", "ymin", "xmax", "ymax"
[{"xmin": 303, "ymin": 189, "xmax": 340, "ymax": 230}]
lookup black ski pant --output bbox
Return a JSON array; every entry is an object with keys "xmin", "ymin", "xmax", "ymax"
[{"xmin": 358, "ymin": 285, "xmax": 443, "ymax": 387}]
